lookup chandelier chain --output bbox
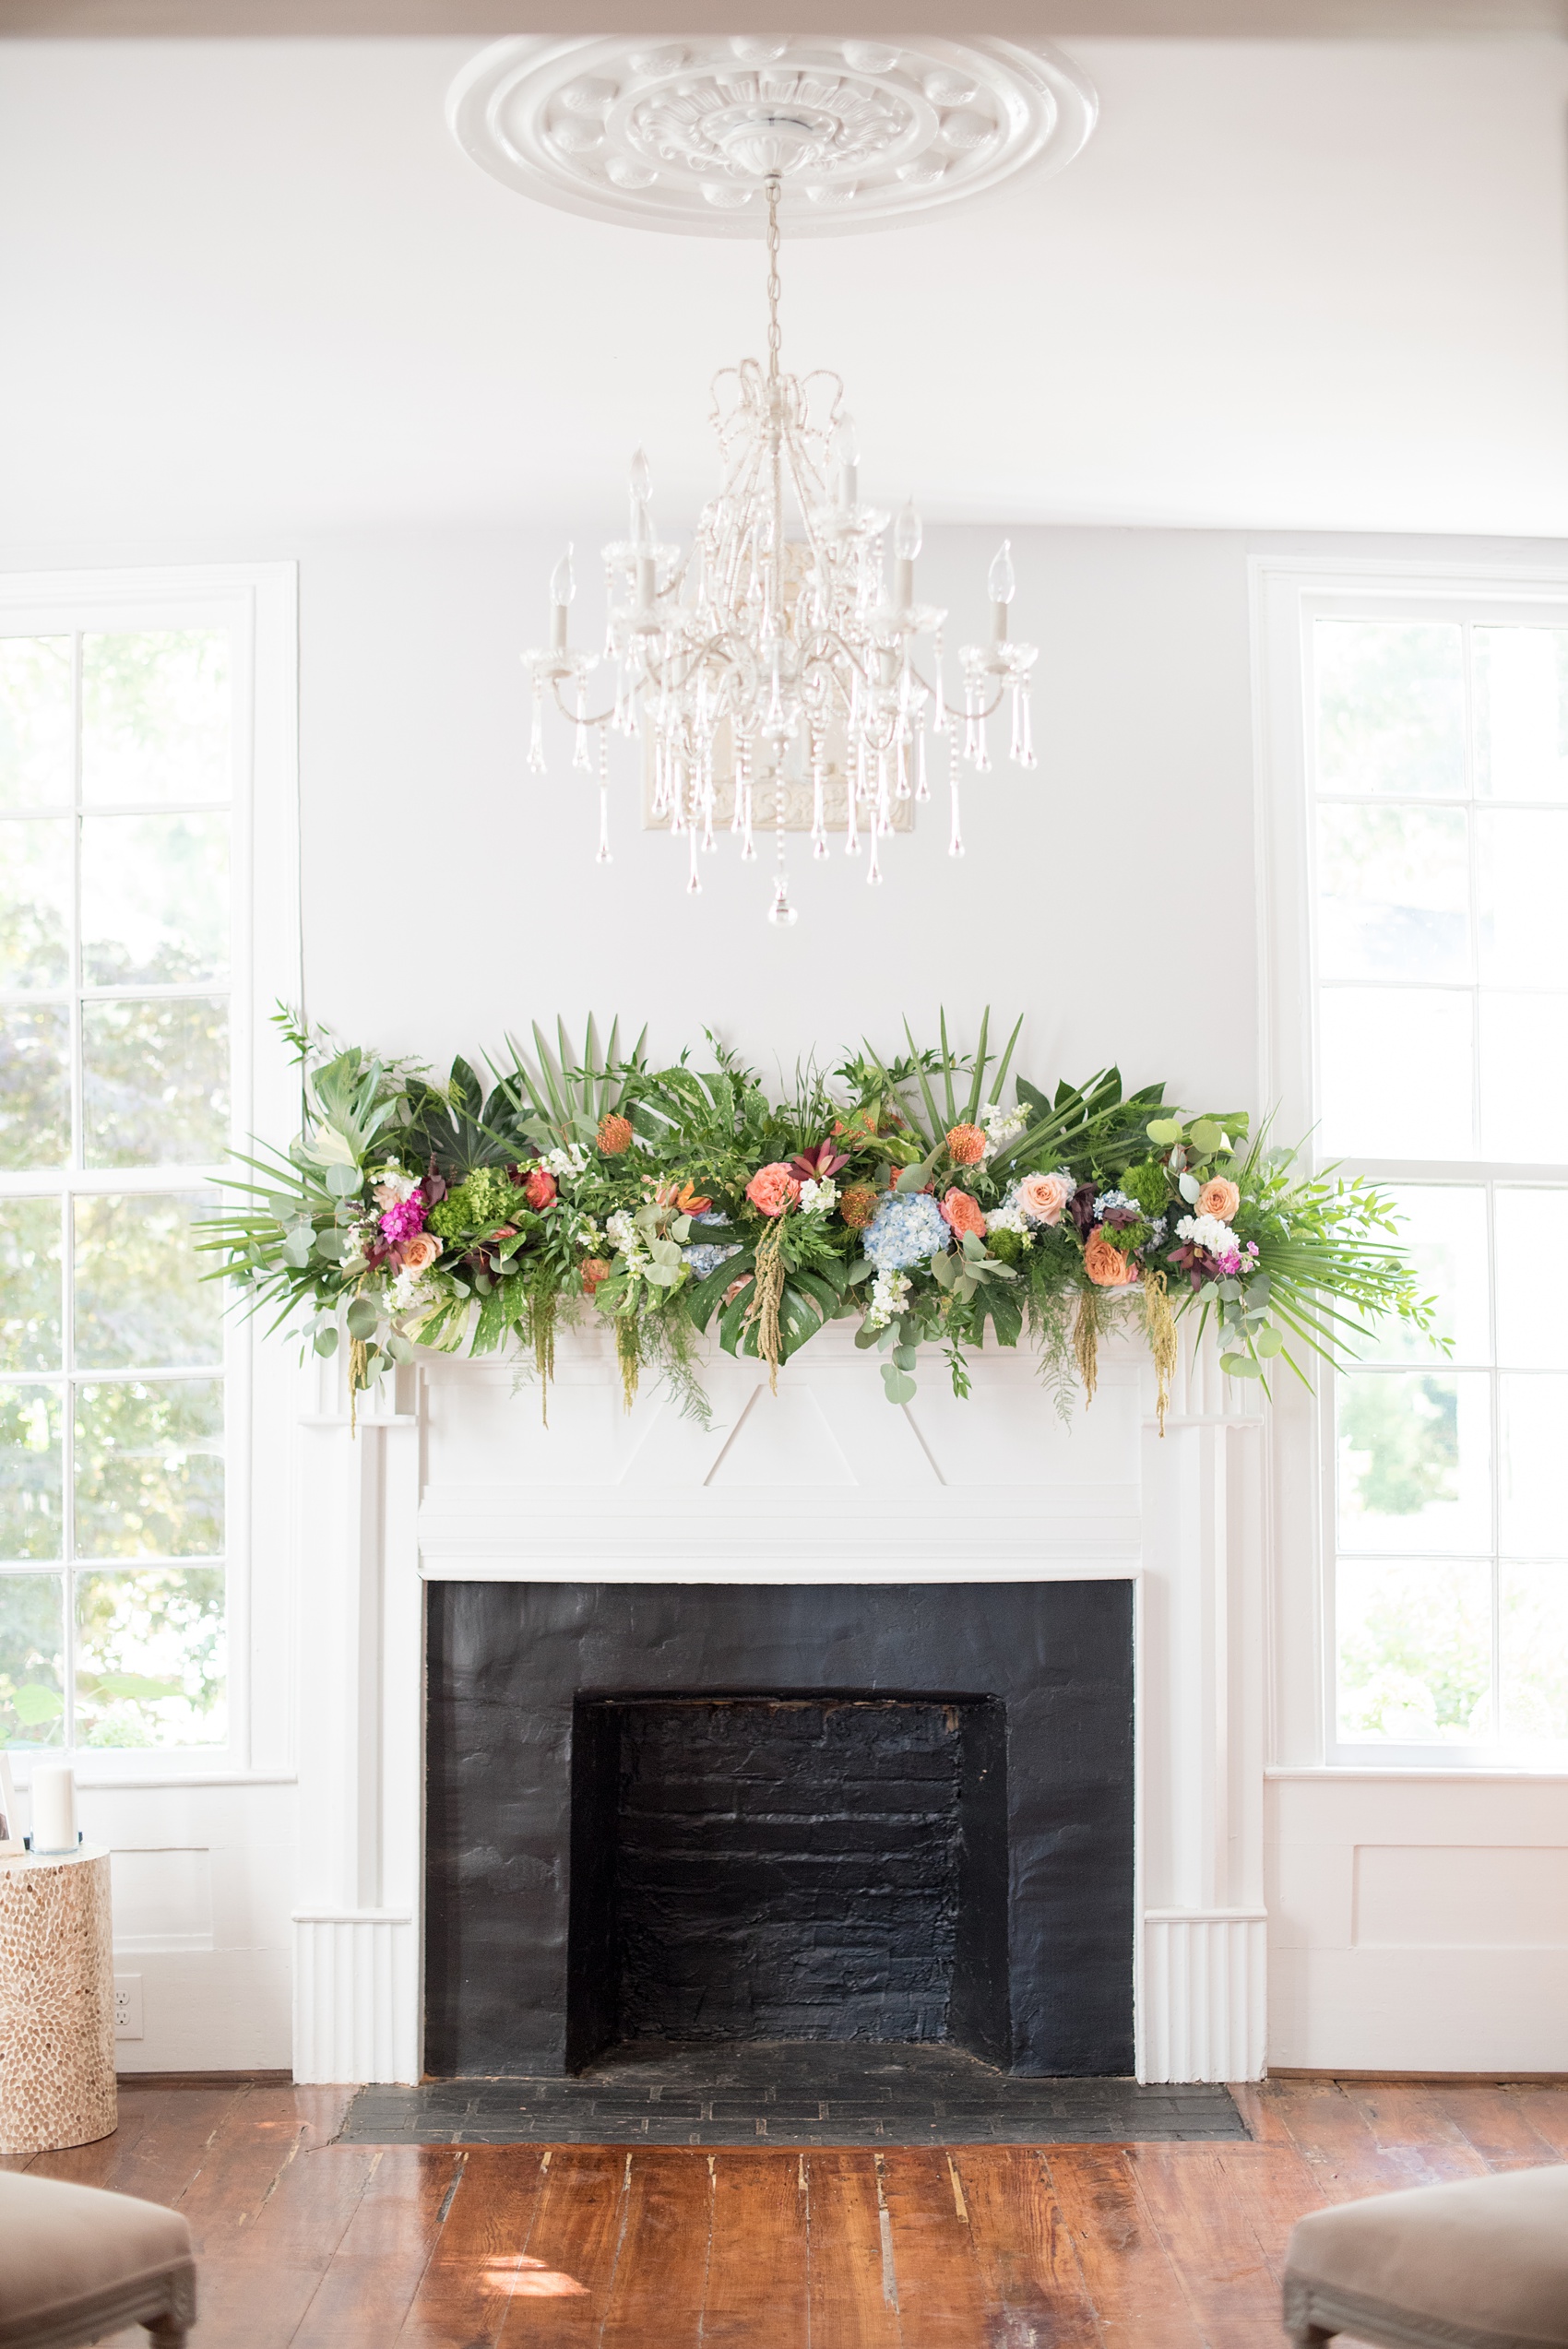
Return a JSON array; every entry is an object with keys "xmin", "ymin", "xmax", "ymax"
[{"xmin": 765, "ymin": 176, "xmax": 782, "ymax": 385}]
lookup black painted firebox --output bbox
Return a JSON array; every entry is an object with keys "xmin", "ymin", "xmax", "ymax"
[{"xmin": 424, "ymin": 1581, "xmax": 1134, "ymax": 2079}]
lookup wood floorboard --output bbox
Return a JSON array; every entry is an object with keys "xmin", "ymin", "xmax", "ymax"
[{"xmin": 15, "ymin": 2079, "xmax": 1568, "ymax": 2347}]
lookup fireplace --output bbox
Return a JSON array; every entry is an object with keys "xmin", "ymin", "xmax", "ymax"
[{"xmin": 424, "ymin": 1579, "xmax": 1134, "ymax": 2078}]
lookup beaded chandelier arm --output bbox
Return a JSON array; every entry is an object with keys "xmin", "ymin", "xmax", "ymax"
[{"xmin": 524, "ymin": 174, "xmax": 1039, "ymax": 919}]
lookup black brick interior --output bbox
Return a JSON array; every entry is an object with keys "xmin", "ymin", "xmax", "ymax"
[
  {"xmin": 424, "ymin": 1581, "xmax": 1134, "ymax": 2079},
  {"xmin": 573, "ymin": 1695, "xmax": 1007, "ymax": 2058}
]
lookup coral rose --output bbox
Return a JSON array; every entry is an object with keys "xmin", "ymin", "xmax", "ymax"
[
  {"xmin": 723, "ymin": 1273, "xmax": 754, "ymax": 1305},
  {"xmin": 1016, "ymin": 1171, "xmax": 1073, "ymax": 1228},
  {"xmin": 597, "ymin": 1113, "xmax": 634, "ymax": 1156},
  {"xmin": 398, "ymin": 1231, "xmax": 441, "ymax": 1274},
  {"xmin": 745, "ymin": 1163, "xmax": 801, "ymax": 1217},
  {"xmin": 1197, "ymin": 1177, "xmax": 1241, "ymax": 1223},
  {"xmin": 579, "ymin": 1255, "xmax": 612, "ymax": 1297},
  {"xmin": 523, "ymin": 1168, "xmax": 557, "ymax": 1212},
  {"xmin": 941, "ymin": 1187, "xmax": 987, "ymax": 1240},
  {"xmin": 1085, "ymin": 1231, "xmax": 1136, "ymax": 1287},
  {"xmin": 839, "ymin": 1184, "xmax": 878, "ymax": 1230},
  {"xmin": 945, "ymin": 1123, "xmax": 987, "ymax": 1166}
]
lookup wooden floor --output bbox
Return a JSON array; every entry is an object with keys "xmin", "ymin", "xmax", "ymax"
[{"xmin": 5, "ymin": 2076, "xmax": 1567, "ymax": 2346}]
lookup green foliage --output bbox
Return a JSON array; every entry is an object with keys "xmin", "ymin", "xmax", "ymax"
[{"xmin": 427, "ymin": 1166, "xmax": 525, "ymax": 1240}]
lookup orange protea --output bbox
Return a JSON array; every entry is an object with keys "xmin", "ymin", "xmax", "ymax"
[
  {"xmin": 839, "ymin": 1185, "xmax": 878, "ymax": 1230},
  {"xmin": 941, "ymin": 1187, "xmax": 987, "ymax": 1240},
  {"xmin": 597, "ymin": 1113, "xmax": 634, "ymax": 1156},
  {"xmin": 580, "ymin": 1256, "xmax": 612, "ymax": 1297},
  {"xmin": 945, "ymin": 1123, "xmax": 987, "ymax": 1166}
]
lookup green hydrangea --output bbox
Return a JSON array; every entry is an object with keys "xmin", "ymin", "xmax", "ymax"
[
  {"xmin": 426, "ymin": 1165, "xmax": 522, "ymax": 1239},
  {"xmin": 986, "ymin": 1227, "xmax": 1025, "ymax": 1266},
  {"xmin": 1118, "ymin": 1159, "xmax": 1171, "ymax": 1218}
]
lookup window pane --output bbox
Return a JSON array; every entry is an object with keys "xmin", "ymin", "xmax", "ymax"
[
  {"xmin": 1316, "ymin": 804, "xmax": 1468, "ymax": 983},
  {"xmin": 1319, "ymin": 988, "xmax": 1474, "ymax": 1157},
  {"xmin": 74, "ymin": 1378, "xmax": 222, "ymax": 1559},
  {"xmin": 0, "ymin": 1572, "xmax": 65, "ymax": 1749},
  {"xmin": 0, "ymin": 817, "xmax": 71, "ymax": 989},
  {"xmin": 81, "ymin": 632, "xmax": 229, "ymax": 806},
  {"xmin": 74, "ymin": 1192, "xmax": 222, "ymax": 1370},
  {"xmin": 0, "ymin": 1003, "xmax": 70, "ymax": 1169},
  {"xmin": 1337, "ymin": 1369, "xmax": 1491, "ymax": 1554},
  {"xmin": 1353, "ymin": 1186, "xmax": 1489, "ymax": 1365},
  {"xmin": 0, "ymin": 638, "xmax": 72, "ymax": 810},
  {"xmin": 75, "ymin": 1566, "xmax": 226, "ymax": 1750},
  {"xmin": 1474, "ymin": 625, "xmax": 1568, "ymax": 803},
  {"xmin": 81, "ymin": 997, "xmax": 228, "ymax": 1168},
  {"xmin": 1495, "ymin": 1188, "xmax": 1568, "ymax": 1368},
  {"xmin": 0, "ymin": 1385, "xmax": 62, "ymax": 1560},
  {"xmin": 80, "ymin": 813, "xmax": 228, "ymax": 987},
  {"xmin": 1499, "ymin": 1374, "xmax": 1568, "ymax": 1555},
  {"xmin": 1315, "ymin": 620, "xmax": 1466, "ymax": 799},
  {"xmin": 1479, "ymin": 993, "xmax": 1568, "ymax": 1164},
  {"xmin": 0, "ymin": 1197, "xmax": 62, "ymax": 1371},
  {"xmin": 1477, "ymin": 809, "xmax": 1568, "ymax": 986},
  {"xmin": 1500, "ymin": 1558, "xmax": 1568, "ymax": 1744},
  {"xmin": 1337, "ymin": 1556, "xmax": 1492, "ymax": 1742}
]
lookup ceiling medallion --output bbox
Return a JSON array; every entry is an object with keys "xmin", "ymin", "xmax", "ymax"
[{"xmin": 445, "ymin": 34, "xmax": 1098, "ymax": 237}]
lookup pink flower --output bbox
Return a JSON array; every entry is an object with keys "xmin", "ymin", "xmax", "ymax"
[
  {"xmin": 398, "ymin": 1231, "xmax": 441, "ymax": 1274},
  {"xmin": 941, "ymin": 1187, "xmax": 987, "ymax": 1240},
  {"xmin": 377, "ymin": 1193, "xmax": 426, "ymax": 1245},
  {"xmin": 1197, "ymin": 1177, "xmax": 1241, "ymax": 1223},
  {"xmin": 1016, "ymin": 1172, "xmax": 1073, "ymax": 1228},
  {"xmin": 745, "ymin": 1163, "xmax": 801, "ymax": 1218},
  {"xmin": 523, "ymin": 1168, "xmax": 557, "ymax": 1213}
]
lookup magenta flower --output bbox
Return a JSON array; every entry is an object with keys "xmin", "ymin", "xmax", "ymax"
[{"xmin": 378, "ymin": 1192, "xmax": 426, "ymax": 1245}]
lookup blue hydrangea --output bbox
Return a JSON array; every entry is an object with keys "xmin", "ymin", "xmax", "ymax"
[
  {"xmin": 862, "ymin": 1189, "xmax": 951, "ymax": 1270},
  {"xmin": 683, "ymin": 1209, "xmax": 738, "ymax": 1284}
]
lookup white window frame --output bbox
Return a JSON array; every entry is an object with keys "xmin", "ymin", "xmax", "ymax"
[
  {"xmin": 0, "ymin": 564, "xmax": 299, "ymax": 1788},
  {"xmin": 1254, "ymin": 552, "xmax": 1568, "ymax": 1775}
]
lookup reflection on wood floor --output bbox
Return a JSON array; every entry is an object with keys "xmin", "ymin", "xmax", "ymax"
[{"xmin": 3, "ymin": 2074, "xmax": 1565, "ymax": 2345}]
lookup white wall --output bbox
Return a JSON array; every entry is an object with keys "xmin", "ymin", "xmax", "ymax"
[{"xmin": 18, "ymin": 515, "xmax": 1566, "ymax": 2073}]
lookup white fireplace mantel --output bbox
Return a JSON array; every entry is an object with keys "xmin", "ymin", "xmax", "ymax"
[{"xmin": 290, "ymin": 1319, "xmax": 1267, "ymax": 2086}]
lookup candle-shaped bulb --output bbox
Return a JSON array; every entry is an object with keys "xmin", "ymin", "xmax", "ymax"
[
  {"xmin": 894, "ymin": 499, "xmax": 923, "ymax": 562},
  {"xmin": 988, "ymin": 540, "xmax": 1016, "ymax": 605},
  {"xmin": 629, "ymin": 444, "xmax": 653, "ymax": 506},
  {"xmin": 634, "ymin": 496, "xmax": 654, "ymax": 551},
  {"xmin": 550, "ymin": 544, "xmax": 574, "ymax": 651},
  {"xmin": 830, "ymin": 412, "xmax": 861, "ymax": 469}
]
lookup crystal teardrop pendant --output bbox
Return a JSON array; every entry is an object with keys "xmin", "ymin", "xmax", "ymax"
[{"xmin": 767, "ymin": 876, "xmax": 799, "ymax": 926}]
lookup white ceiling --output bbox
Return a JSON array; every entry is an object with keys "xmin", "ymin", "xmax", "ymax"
[{"xmin": 3, "ymin": 34, "xmax": 1568, "ymax": 542}]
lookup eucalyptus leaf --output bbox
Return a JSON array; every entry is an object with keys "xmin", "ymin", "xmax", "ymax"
[
  {"xmin": 387, "ymin": 1332, "xmax": 416, "ymax": 1364},
  {"xmin": 1219, "ymin": 1351, "xmax": 1263, "ymax": 1378},
  {"xmin": 1254, "ymin": 1323, "xmax": 1286, "ymax": 1358},
  {"xmin": 1189, "ymin": 1118, "xmax": 1221, "ymax": 1153},
  {"xmin": 346, "ymin": 1297, "xmax": 379, "ymax": 1340},
  {"xmin": 326, "ymin": 1163, "xmax": 362, "ymax": 1198},
  {"xmin": 1146, "ymin": 1117, "xmax": 1183, "ymax": 1145},
  {"xmin": 881, "ymin": 1365, "xmax": 918, "ymax": 1405},
  {"xmin": 314, "ymin": 1327, "xmax": 339, "ymax": 1357}
]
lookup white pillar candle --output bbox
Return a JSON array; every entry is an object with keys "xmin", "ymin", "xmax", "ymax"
[{"xmin": 30, "ymin": 1763, "xmax": 77, "ymax": 1855}]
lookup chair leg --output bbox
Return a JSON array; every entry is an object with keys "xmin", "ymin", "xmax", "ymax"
[
  {"xmin": 144, "ymin": 2319, "xmax": 188, "ymax": 2346},
  {"xmin": 1285, "ymin": 2330, "xmax": 1335, "ymax": 2349}
]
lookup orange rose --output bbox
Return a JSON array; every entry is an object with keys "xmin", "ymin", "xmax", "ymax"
[
  {"xmin": 597, "ymin": 1113, "xmax": 634, "ymax": 1155},
  {"xmin": 398, "ymin": 1231, "xmax": 441, "ymax": 1274},
  {"xmin": 945, "ymin": 1123, "xmax": 987, "ymax": 1166},
  {"xmin": 745, "ymin": 1163, "xmax": 800, "ymax": 1217},
  {"xmin": 580, "ymin": 1256, "xmax": 612, "ymax": 1297},
  {"xmin": 941, "ymin": 1187, "xmax": 987, "ymax": 1240},
  {"xmin": 1085, "ymin": 1231, "xmax": 1136, "ymax": 1287},
  {"xmin": 523, "ymin": 1168, "xmax": 557, "ymax": 1212},
  {"xmin": 1197, "ymin": 1178, "xmax": 1241, "ymax": 1223}
]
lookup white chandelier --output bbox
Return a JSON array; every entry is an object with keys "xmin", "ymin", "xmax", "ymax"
[{"xmin": 523, "ymin": 177, "xmax": 1039, "ymax": 924}]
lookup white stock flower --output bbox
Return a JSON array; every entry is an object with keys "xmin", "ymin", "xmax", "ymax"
[
  {"xmin": 1175, "ymin": 1212, "xmax": 1237, "ymax": 1254},
  {"xmin": 799, "ymin": 1178, "xmax": 838, "ymax": 1215}
]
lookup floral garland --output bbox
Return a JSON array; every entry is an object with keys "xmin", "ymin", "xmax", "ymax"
[{"xmin": 204, "ymin": 1011, "xmax": 1432, "ymax": 1430}]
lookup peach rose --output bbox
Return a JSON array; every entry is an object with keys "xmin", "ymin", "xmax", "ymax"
[
  {"xmin": 745, "ymin": 1163, "xmax": 801, "ymax": 1217},
  {"xmin": 580, "ymin": 1255, "xmax": 612, "ymax": 1297},
  {"xmin": 1197, "ymin": 1177, "xmax": 1241, "ymax": 1223},
  {"xmin": 597, "ymin": 1113, "xmax": 634, "ymax": 1156},
  {"xmin": 941, "ymin": 1187, "xmax": 987, "ymax": 1240},
  {"xmin": 945, "ymin": 1123, "xmax": 987, "ymax": 1166},
  {"xmin": 1016, "ymin": 1171, "xmax": 1073, "ymax": 1228},
  {"xmin": 398, "ymin": 1231, "xmax": 441, "ymax": 1274},
  {"xmin": 523, "ymin": 1168, "xmax": 557, "ymax": 1213},
  {"xmin": 1084, "ymin": 1231, "xmax": 1137, "ymax": 1287}
]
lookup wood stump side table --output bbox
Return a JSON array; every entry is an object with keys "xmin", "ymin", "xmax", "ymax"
[{"xmin": 0, "ymin": 1844, "xmax": 117, "ymax": 2155}]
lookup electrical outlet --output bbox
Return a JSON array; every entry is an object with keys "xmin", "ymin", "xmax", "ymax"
[{"xmin": 113, "ymin": 1975, "xmax": 143, "ymax": 2040}]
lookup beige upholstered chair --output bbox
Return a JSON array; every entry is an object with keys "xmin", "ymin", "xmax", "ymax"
[
  {"xmin": 1284, "ymin": 2164, "xmax": 1568, "ymax": 2349},
  {"xmin": 0, "ymin": 2170, "xmax": 196, "ymax": 2346}
]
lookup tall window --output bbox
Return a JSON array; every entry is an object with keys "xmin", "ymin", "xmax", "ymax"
[
  {"xmin": 1309, "ymin": 608, "xmax": 1568, "ymax": 1759},
  {"xmin": 0, "ymin": 623, "xmax": 234, "ymax": 1751}
]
